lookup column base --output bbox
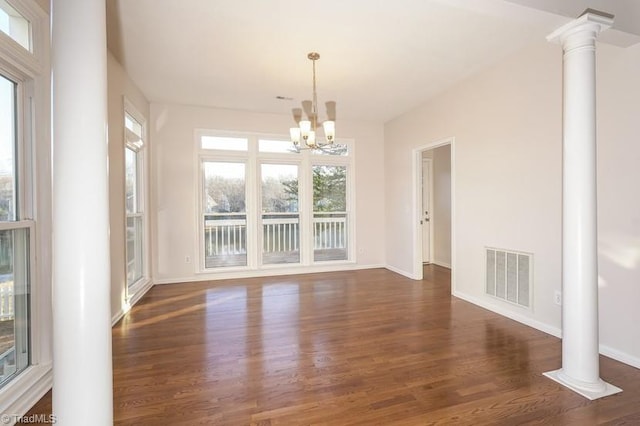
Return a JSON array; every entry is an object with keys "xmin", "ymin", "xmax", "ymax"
[{"xmin": 543, "ymin": 369, "xmax": 622, "ymax": 400}]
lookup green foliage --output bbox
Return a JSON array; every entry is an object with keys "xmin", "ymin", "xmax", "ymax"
[
  {"xmin": 313, "ymin": 166, "xmax": 346, "ymax": 212},
  {"xmin": 262, "ymin": 176, "xmax": 298, "ymax": 212},
  {"xmin": 283, "ymin": 166, "xmax": 346, "ymax": 212},
  {"xmin": 204, "ymin": 165, "xmax": 346, "ymax": 215},
  {"xmin": 0, "ymin": 177, "xmax": 13, "ymax": 222},
  {"xmin": 281, "ymin": 178, "xmax": 299, "ymax": 204}
]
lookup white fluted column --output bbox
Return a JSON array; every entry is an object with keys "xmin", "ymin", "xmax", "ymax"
[
  {"xmin": 544, "ymin": 12, "xmax": 621, "ymax": 400},
  {"xmin": 51, "ymin": 0, "xmax": 113, "ymax": 424}
]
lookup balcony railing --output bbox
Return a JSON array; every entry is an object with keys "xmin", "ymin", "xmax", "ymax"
[
  {"xmin": 313, "ymin": 216, "xmax": 347, "ymax": 249},
  {"xmin": 263, "ymin": 216, "xmax": 299, "ymax": 253},
  {"xmin": 262, "ymin": 216, "xmax": 300, "ymax": 265},
  {"xmin": 0, "ymin": 280, "xmax": 12, "ymax": 321},
  {"xmin": 0, "ymin": 280, "xmax": 15, "ymax": 384},
  {"xmin": 204, "ymin": 213, "xmax": 347, "ymax": 267},
  {"xmin": 313, "ymin": 214, "xmax": 348, "ymax": 261},
  {"xmin": 0, "ymin": 347, "xmax": 15, "ymax": 383}
]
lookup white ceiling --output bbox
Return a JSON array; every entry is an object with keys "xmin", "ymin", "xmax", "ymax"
[{"xmin": 106, "ymin": 0, "xmax": 640, "ymax": 124}]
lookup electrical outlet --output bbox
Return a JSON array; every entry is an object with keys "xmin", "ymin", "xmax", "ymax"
[
  {"xmin": 185, "ymin": 256, "xmax": 191, "ymax": 264},
  {"xmin": 554, "ymin": 290, "xmax": 562, "ymax": 306}
]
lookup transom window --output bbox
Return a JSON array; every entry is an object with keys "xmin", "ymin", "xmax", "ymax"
[
  {"xmin": 0, "ymin": 0, "xmax": 31, "ymax": 51},
  {"xmin": 197, "ymin": 131, "xmax": 354, "ymax": 271},
  {"xmin": 258, "ymin": 139, "xmax": 295, "ymax": 154},
  {"xmin": 202, "ymin": 135, "xmax": 248, "ymax": 151}
]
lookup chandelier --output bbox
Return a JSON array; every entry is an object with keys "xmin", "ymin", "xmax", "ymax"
[{"xmin": 289, "ymin": 52, "xmax": 338, "ymax": 152}]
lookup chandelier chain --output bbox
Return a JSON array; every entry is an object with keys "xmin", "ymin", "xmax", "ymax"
[{"xmin": 311, "ymin": 55, "xmax": 318, "ymax": 130}]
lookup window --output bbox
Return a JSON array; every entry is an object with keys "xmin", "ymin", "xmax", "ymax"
[
  {"xmin": 0, "ymin": 74, "xmax": 15, "ymax": 222},
  {"xmin": 202, "ymin": 161, "xmax": 248, "ymax": 268},
  {"xmin": 0, "ymin": 0, "xmax": 46, "ymax": 398},
  {"xmin": 198, "ymin": 130, "xmax": 353, "ymax": 271},
  {"xmin": 202, "ymin": 135, "xmax": 247, "ymax": 151},
  {"xmin": 261, "ymin": 163, "xmax": 299, "ymax": 264},
  {"xmin": 312, "ymin": 165, "xmax": 348, "ymax": 261},
  {"xmin": 0, "ymin": 0, "xmax": 30, "ymax": 51},
  {"xmin": 0, "ymin": 72, "xmax": 30, "ymax": 388},
  {"xmin": 258, "ymin": 139, "xmax": 295, "ymax": 154},
  {"xmin": 124, "ymin": 109, "xmax": 146, "ymax": 289}
]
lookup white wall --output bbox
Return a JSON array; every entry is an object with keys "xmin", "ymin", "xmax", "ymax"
[
  {"xmin": 386, "ymin": 38, "xmax": 640, "ymax": 368},
  {"xmin": 596, "ymin": 42, "xmax": 640, "ymax": 365},
  {"xmin": 150, "ymin": 103, "xmax": 385, "ymax": 283},
  {"xmin": 433, "ymin": 145, "xmax": 451, "ymax": 267},
  {"xmin": 107, "ymin": 51, "xmax": 150, "ymax": 321}
]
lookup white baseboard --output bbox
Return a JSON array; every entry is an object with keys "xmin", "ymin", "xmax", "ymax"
[
  {"xmin": 385, "ymin": 264, "xmax": 420, "ymax": 280},
  {"xmin": 0, "ymin": 363, "xmax": 52, "ymax": 425},
  {"xmin": 111, "ymin": 280, "xmax": 154, "ymax": 326},
  {"xmin": 600, "ymin": 344, "xmax": 640, "ymax": 370},
  {"xmin": 432, "ymin": 260, "xmax": 451, "ymax": 269},
  {"xmin": 128, "ymin": 280, "xmax": 154, "ymax": 307},
  {"xmin": 453, "ymin": 290, "xmax": 640, "ymax": 370},
  {"xmin": 111, "ymin": 309, "xmax": 125, "ymax": 327},
  {"xmin": 153, "ymin": 263, "xmax": 387, "ymax": 285},
  {"xmin": 452, "ymin": 290, "xmax": 562, "ymax": 337}
]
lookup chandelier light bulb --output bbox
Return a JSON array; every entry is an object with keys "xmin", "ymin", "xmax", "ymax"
[
  {"xmin": 306, "ymin": 130, "xmax": 316, "ymax": 147},
  {"xmin": 323, "ymin": 120, "xmax": 335, "ymax": 143},
  {"xmin": 299, "ymin": 120, "xmax": 311, "ymax": 134},
  {"xmin": 290, "ymin": 127, "xmax": 301, "ymax": 146}
]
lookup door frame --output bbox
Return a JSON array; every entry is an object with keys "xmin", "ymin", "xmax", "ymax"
[{"xmin": 411, "ymin": 137, "xmax": 455, "ymax": 286}]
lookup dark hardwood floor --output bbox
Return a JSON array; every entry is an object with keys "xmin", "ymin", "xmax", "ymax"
[{"xmin": 20, "ymin": 265, "xmax": 640, "ymax": 425}]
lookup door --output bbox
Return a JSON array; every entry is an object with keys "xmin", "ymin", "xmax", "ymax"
[{"xmin": 422, "ymin": 158, "xmax": 433, "ymax": 263}]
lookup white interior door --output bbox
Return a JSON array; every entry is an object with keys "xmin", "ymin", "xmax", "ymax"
[{"xmin": 422, "ymin": 158, "xmax": 433, "ymax": 263}]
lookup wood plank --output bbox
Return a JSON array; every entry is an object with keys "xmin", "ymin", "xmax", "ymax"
[{"xmin": 18, "ymin": 265, "xmax": 640, "ymax": 425}]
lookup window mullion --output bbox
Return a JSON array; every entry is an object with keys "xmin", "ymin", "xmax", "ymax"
[
  {"xmin": 18, "ymin": 81, "xmax": 35, "ymax": 220},
  {"xmin": 299, "ymin": 151, "xmax": 313, "ymax": 265},
  {"xmin": 246, "ymin": 149, "xmax": 257, "ymax": 269},
  {"xmin": 136, "ymin": 150, "xmax": 144, "ymax": 215}
]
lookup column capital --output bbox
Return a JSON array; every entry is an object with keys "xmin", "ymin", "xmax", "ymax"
[{"xmin": 547, "ymin": 12, "xmax": 613, "ymax": 47}]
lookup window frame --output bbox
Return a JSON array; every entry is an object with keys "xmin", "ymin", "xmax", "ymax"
[
  {"xmin": 195, "ymin": 129, "xmax": 355, "ymax": 273},
  {"xmin": 123, "ymin": 98, "xmax": 149, "ymax": 300},
  {"xmin": 0, "ymin": 17, "xmax": 33, "ymax": 393},
  {"xmin": 0, "ymin": 0, "xmax": 48, "ymax": 412},
  {"xmin": 0, "ymin": 0, "xmax": 32, "ymax": 52},
  {"xmin": 0, "ymin": 0, "xmax": 44, "ymax": 73},
  {"xmin": 0, "ymin": 220, "xmax": 34, "ymax": 383},
  {"xmin": 199, "ymin": 157, "xmax": 251, "ymax": 270},
  {"xmin": 309, "ymin": 162, "xmax": 352, "ymax": 263},
  {"xmin": 258, "ymin": 159, "xmax": 302, "ymax": 267}
]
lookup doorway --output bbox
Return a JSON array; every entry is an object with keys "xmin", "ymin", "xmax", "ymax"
[{"xmin": 413, "ymin": 138, "xmax": 454, "ymax": 281}]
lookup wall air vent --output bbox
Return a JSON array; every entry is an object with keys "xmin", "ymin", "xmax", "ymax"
[{"xmin": 485, "ymin": 247, "xmax": 532, "ymax": 309}]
